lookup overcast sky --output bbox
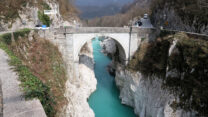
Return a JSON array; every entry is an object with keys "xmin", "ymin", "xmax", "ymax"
[{"xmin": 75, "ymin": 0, "xmax": 133, "ymax": 6}]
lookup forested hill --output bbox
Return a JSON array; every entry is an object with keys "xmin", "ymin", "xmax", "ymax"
[{"xmin": 84, "ymin": 0, "xmax": 152, "ymax": 26}]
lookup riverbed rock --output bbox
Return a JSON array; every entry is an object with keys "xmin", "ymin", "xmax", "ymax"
[
  {"xmin": 64, "ymin": 41, "xmax": 97, "ymax": 117},
  {"xmin": 100, "ymin": 38, "xmax": 116, "ymax": 56}
]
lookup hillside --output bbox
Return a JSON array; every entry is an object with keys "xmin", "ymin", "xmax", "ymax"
[
  {"xmin": 84, "ymin": 0, "xmax": 151, "ymax": 26},
  {"xmin": 0, "ymin": 30, "xmax": 68, "ymax": 117},
  {"xmin": 0, "ymin": 0, "xmax": 78, "ymax": 31},
  {"xmin": 151, "ymin": 0, "xmax": 208, "ymax": 34},
  {"xmin": 78, "ymin": 4, "xmax": 123, "ymax": 19},
  {"xmin": 85, "ymin": 0, "xmax": 208, "ymax": 34}
]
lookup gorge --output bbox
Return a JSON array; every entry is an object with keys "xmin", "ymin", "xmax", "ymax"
[
  {"xmin": 88, "ymin": 38, "xmax": 136, "ymax": 117},
  {"xmin": 0, "ymin": 0, "xmax": 207, "ymax": 117}
]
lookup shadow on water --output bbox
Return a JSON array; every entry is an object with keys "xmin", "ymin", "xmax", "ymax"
[{"xmin": 88, "ymin": 38, "xmax": 136, "ymax": 117}]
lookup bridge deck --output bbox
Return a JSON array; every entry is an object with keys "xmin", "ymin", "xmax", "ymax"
[{"xmin": 55, "ymin": 27, "xmax": 153, "ymax": 34}]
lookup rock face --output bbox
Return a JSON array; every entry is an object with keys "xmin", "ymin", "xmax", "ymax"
[
  {"xmin": 64, "ymin": 41, "xmax": 97, "ymax": 117},
  {"xmin": 0, "ymin": 0, "xmax": 77, "ymax": 31},
  {"xmin": 115, "ymin": 65, "xmax": 195, "ymax": 117},
  {"xmin": 151, "ymin": 7, "xmax": 207, "ymax": 34},
  {"xmin": 43, "ymin": 31, "xmax": 97, "ymax": 116},
  {"xmin": 101, "ymin": 32, "xmax": 208, "ymax": 117},
  {"xmin": 100, "ymin": 38, "xmax": 116, "ymax": 56},
  {"xmin": 151, "ymin": 0, "xmax": 208, "ymax": 34}
]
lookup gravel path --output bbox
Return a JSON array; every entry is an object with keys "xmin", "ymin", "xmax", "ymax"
[{"xmin": 0, "ymin": 49, "xmax": 46, "ymax": 117}]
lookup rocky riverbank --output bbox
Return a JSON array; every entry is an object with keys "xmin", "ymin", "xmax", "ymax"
[
  {"xmin": 115, "ymin": 65, "xmax": 195, "ymax": 117},
  {"xmin": 64, "ymin": 41, "xmax": 97, "ymax": 117},
  {"xmin": 100, "ymin": 32, "xmax": 206, "ymax": 117}
]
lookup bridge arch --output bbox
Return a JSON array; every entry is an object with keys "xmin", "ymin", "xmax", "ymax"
[{"xmin": 72, "ymin": 33, "xmax": 130, "ymax": 64}]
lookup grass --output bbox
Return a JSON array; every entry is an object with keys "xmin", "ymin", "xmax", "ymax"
[
  {"xmin": 1, "ymin": 33, "xmax": 12, "ymax": 45},
  {"xmin": 13, "ymin": 28, "xmax": 31, "ymax": 41},
  {"xmin": 0, "ymin": 29, "xmax": 68, "ymax": 116},
  {"xmin": 0, "ymin": 37, "xmax": 55, "ymax": 116}
]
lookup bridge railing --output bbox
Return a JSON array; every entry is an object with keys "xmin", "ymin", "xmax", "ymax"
[
  {"xmin": 54, "ymin": 27, "xmax": 155, "ymax": 34},
  {"xmin": 161, "ymin": 29, "xmax": 208, "ymax": 39}
]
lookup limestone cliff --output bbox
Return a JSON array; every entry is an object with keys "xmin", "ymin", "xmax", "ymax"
[
  {"xmin": 0, "ymin": 0, "xmax": 79, "ymax": 31},
  {"xmin": 115, "ymin": 66, "xmax": 196, "ymax": 117},
  {"xmin": 103, "ymin": 32, "xmax": 208, "ymax": 117},
  {"xmin": 121, "ymin": 32, "xmax": 208, "ymax": 116},
  {"xmin": 64, "ymin": 41, "xmax": 97, "ymax": 117}
]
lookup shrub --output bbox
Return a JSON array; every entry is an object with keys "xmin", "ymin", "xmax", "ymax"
[
  {"xmin": 0, "ymin": 28, "xmax": 30, "ymax": 44},
  {"xmin": 38, "ymin": 11, "xmax": 51, "ymax": 27},
  {"xmin": 13, "ymin": 28, "xmax": 31, "ymax": 41},
  {"xmin": 1, "ymin": 33, "xmax": 12, "ymax": 45},
  {"xmin": 42, "ymin": 2, "xmax": 51, "ymax": 10},
  {"xmin": 0, "ymin": 40, "xmax": 55, "ymax": 116}
]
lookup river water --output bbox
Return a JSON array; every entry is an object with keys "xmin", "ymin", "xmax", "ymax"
[{"xmin": 88, "ymin": 38, "xmax": 136, "ymax": 117}]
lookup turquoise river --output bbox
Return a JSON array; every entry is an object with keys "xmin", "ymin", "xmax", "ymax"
[{"xmin": 88, "ymin": 38, "xmax": 136, "ymax": 117}]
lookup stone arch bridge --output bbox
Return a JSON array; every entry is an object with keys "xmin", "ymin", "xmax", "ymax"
[
  {"xmin": 54, "ymin": 27, "xmax": 155, "ymax": 78},
  {"xmin": 55, "ymin": 27, "xmax": 155, "ymax": 64}
]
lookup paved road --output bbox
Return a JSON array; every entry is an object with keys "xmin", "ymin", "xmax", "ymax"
[
  {"xmin": 0, "ymin": 31, "xmax": 14, "ymax": 35},
  {"xmin": 0, "ymin": 49, "xmax": 46, "ymax": 117}
]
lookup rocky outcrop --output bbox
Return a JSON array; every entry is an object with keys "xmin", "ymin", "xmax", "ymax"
[
  {"xmin": 115, "ymin": 65, "xmax": 196, "ymax": 117},
  {"xmin": 100, "ymin": 38, "xmax": 116, "ymax": 57},
  {"xmin": 0, "ymin": 0, "xmax": 78, "ymax": 31},
  {"xmin": 101, "ymin": 32, "xmax": 208, "ymax": 116},
  {"xmin": 64, "ymin": 41, "xmax": 97, "ymax": 117},
  {"xmin": 151, "ymin": 0, "xmax": 208, "ymax": 34}
]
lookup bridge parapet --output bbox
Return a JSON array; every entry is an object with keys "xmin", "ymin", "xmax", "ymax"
[{"xmin": 55, "ymin": 27, "xmax": 154, "ymax": 34}]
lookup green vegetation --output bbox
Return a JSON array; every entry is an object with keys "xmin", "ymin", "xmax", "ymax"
[
  {"xmin": 128, "ymin": 37, "xmax": 171, "ymax": 77},
  {"xmin": 0, "ymin": 29, "xmax": 68, "ymax": 116},
  {"xmin": 0, "ymin": 32, "xmax": 55, "ymax": 116},
  {"xmin": 141, "ymin": 38, "xmax": 146, "ymax": 42},
  {"xmin": 166, "ymin": 33, "xmax": 208, "ymax": 116},
  {"xmin": 1, "ymin": 33, "xmax": 12, "ymax": 45},
  {"xmin": 128, "ymin": 32, "xmax": 208, "ymax": 116},
  {"xmin": 1, "ymin": 28, "xmax": 31, "ymax": 45},
  {"xmin": 38, "ymin": 11, "xmax": 51, "ymax": 26},
  {"xmin": 42, "ymin": 2, "xmax": 51, "ymax": 10},
  {"xmin": 13, "ymin": 28, "xmax": 31, "ymax": 41}
]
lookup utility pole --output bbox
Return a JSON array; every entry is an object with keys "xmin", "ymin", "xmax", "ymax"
[{"xmin": 128, "ymin": 26, "xmax": 132, "ymax": 62}]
